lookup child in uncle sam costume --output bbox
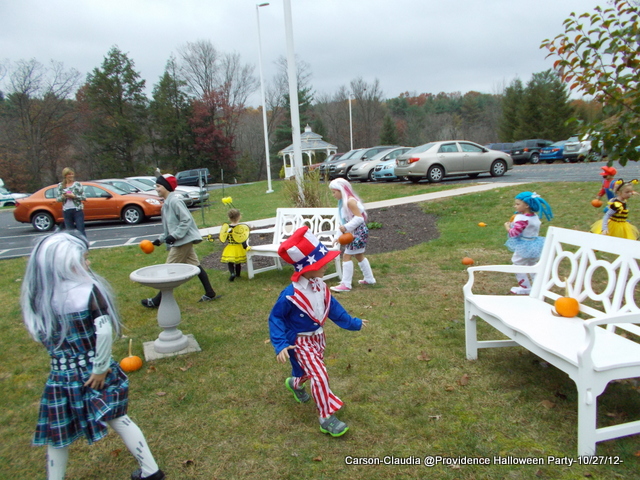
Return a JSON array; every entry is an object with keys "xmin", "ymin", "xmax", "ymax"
[
  {"xmin": 591, "ymin": 179, "xmax": 639, "ymax": 240},
  {"xmin": 21, "ymin": 232, "xmax": 165, "ymax": 480},
  {"xmin": 504, "ymin": 191, "xmax": 553, "ymax": 295},
  {"xmin": 268, "ymin": 226, "xmax": 368, "ymax": 437},
  {"xmin": 219, "ymin": 207, "xmax": 250, "ymax": 282}
]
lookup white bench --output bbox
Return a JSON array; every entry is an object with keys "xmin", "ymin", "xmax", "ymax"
[
  {"xmin": 246, "ymin": 208, "xmax": 342, "ymax": 281},
  {"xmin": 464, "ymin": 226, "xmax": 640, "ymax": 456}
]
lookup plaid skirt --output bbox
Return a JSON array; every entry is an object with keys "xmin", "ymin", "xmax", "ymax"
[{"xmin": 33, "ymin": 358, "xmax": 129, "ymax": 447}]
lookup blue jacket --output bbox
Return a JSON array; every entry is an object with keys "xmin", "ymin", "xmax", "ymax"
[{"xmin": 268, "ymin": 283, "xmax": 363, "ymax": 355}]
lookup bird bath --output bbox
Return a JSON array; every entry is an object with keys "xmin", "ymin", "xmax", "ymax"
[{"xmin": 130, "ymin": 263, "xmax": 200, "ymax": 354}]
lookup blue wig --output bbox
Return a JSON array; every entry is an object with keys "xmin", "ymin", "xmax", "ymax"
[{"xmin": 515, "ymin": 191, "xmax": 553, "ymax": 221}]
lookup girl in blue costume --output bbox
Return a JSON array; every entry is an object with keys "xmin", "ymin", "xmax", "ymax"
[
  {"xmin": 21, "ymin": 232, "xmax": 164, "ymax": 480},
  {"xmin": 591, "ymin": 179, "xmax": 639, "ymax": 240},
  {"xmin": 504, "ymin": 192, "xmax": 553, "ymax": 295}
]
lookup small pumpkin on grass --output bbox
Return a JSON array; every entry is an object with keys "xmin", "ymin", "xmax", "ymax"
[
  {"xmin": 591, "ymin": 199, "xmax": 603, "ymax": 208},
  {"xmin": 554, "ymin": 278, "xmax": 580, "ymax": 318},
  {"xmin": 461, "ymin": 257, "xmax": 474, "ymax": 266},
  {"xmin": 120, "ymin": 339, "xmax": 143, "ymax": 372},
  {"xmin": 478, "ymin": 222, "xmax": 487, "ymax": 227}
]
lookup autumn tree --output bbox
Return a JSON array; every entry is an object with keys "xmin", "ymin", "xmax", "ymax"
[
  {"xmin": 81, "ymin": 47, "xmax": 148, "ymax": 177},
  {"xmin": 541, "ymin": 0, "xmax": 640, "ymax": 163},
  {"xmin": 379, "ymin": 115, "xmax": 399, "ymax": 145},
  {"xmin": 2, "ymin": 59, "xmax": 81, "ymax": 188},
  {"xmin": 189, "ymin": 90, "xmax": 236, "ymax": 181},
  {"xmin": 350, "ymin": 77, "xmax": 385, "ymax": 148}
]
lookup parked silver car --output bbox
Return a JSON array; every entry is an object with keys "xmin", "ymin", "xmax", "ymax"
[
  {"xmin": 126, "ymin": 176, "xmax": 210, "ymax": 205},
  {"xmin": 347, "ymin": 147, "xmax": 412, "ymax": 182},
  {"xmin": 394, "ymin": 141, "xmax": 513, "ymax": 183}
]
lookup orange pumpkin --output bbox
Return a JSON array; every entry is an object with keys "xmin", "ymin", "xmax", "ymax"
[
  {"xmin": 338, "ymin": 232, "xmax": 354, "ymax": 245},
  {"xmin": 120, "ymin": 339, "xmax": 143, "ymax": 372},
  {"xmin": 554, "ymin": 278, "xmax": 580, "ymax": 317},
  {"xmin": 478, "ymin": 222, "xmax": 487, "ymax": 227},
  {"xmin": 461, "ymin": 257, "xmax": 474, "ymax": 265},
  {"xmin": 140, "ymin": 240, "xmax": 155, "ymax": 254},
  {"xmin": 591, "ymin": 199, "xmax": 603, "ymax": 208}
]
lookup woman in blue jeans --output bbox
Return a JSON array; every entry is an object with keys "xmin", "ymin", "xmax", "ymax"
[{"xmin": 57, "ymin": 167, "xmax": 86, "ymax": 236}]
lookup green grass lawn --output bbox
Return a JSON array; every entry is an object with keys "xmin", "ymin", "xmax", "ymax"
[{"xmin": 2, "ymin": 180, "xmax": 639, "ymax": 479}]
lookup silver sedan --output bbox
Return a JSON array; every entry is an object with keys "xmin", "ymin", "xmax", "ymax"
[{"xmin": 394, "ymin": 140, "xmax": 513, "ymax": 183}]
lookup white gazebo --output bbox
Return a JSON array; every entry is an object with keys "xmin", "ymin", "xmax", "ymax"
[{"xmin": 278, "ymin": 125, "xmax": 338, "ymax": 178}]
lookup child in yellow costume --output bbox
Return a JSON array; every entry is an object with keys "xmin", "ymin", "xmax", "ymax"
[
  {"xmin": 220, "ymin": 208, "xmax": 250, "ymax": 281},
  {"xmin": 591, "ymin": 179, "xmax": 639, "ymax": 240}
]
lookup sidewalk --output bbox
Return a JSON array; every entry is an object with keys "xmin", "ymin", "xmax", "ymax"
[{"xmin": 199, "ymin": 181, "xmax": 525, "ymax": 236}]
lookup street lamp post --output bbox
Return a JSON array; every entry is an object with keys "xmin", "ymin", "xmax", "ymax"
[
  {"xmin": 348, "ymin": 93, "xmax": 353, "ymax": 151},
  {"xmin": 256, "ymin": 2, "xmax": 273, "ymax": 194}
]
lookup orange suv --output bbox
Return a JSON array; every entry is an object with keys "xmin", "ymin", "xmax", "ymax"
[{"xmin": 13, "ymin": 182, "xmax": 163, "ymax": 232}]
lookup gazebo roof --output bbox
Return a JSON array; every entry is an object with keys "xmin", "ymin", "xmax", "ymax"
[{"xmin": 278, "ymin": 125, "xmax": 337, "ymax": 155}]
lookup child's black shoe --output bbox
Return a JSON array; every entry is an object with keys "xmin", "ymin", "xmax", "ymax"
[{"xmin": 131, "ymin": 468, "xmax": 165, "ymax": 480}]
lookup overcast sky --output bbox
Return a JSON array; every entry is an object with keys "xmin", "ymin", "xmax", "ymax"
[{"xmin": 1, "ymin": 0, "xmax": 605, "ymax": 106}]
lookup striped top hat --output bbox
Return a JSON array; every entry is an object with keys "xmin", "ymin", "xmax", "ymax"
[{"xmin": 278, "ymin": 226, "xmax": 340, "ymax": 282}]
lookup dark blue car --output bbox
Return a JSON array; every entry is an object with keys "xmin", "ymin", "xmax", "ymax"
[{"xmin": 540, "ymin": 140, "xmax": 568, "ymax": 164}]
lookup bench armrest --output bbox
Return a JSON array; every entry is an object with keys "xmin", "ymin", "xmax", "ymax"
[
  {"xmin": 250, "ymin": 226, "xmax": 276, "ymax": 235},
  {"xmin": 578, "ymin": 313, "xmax": 640, "ymax": 368},
  {"xmin": 464, "ymin": 264, "xmax": 540, "ymax": 296}
]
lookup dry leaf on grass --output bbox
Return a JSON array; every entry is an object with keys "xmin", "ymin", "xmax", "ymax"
[
  {"xmin": 633, "ymin": 450, "xmax": 640, "ymax": 457},
  {"xmin": 346, "ymin": 363, "xmax": 351, "ymax": 370},
  {"xmin": 428, "ymin": 415, "xmax": 441, "ymax": 421},
  {"xmin": 146, "ymin": 366, "xmax": 156, "ymax": 373},
  {"xmin": 110, "ymin": 449, "xmax": 122, "ymax": 458},
  {"xmin": 416, "ymin": 351, "xmax": 431, "ymax": 362},
  {"xmin": 313, "ymin": 456, "xmax": 322, "ymax": 462},
  {"xmin": 445, "ymin": 385, "xmax": 455, "ymax": 391},
  {"xmin": 264, "ymin": 339, "xmax": 271, "ymax": 344},
  {"xmin": 540, "ymin": 400, "xmax": 555, "ymax": 409},
  {"xmin": 156, "ymin": 391, "xmax": 167, "ymax": 396},
  {"xmin": 457, "ymin": 374, "xmax": 469, "ymax": 386},
  {"xmin": 182, "ymin": 459, "xmax": 195, "ymax": 467},
  {"xmin": 179, "ymin": 362, "xmax": 193, "ymax": 372}
]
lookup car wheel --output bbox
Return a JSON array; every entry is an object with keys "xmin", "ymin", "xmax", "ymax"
[
  {"xmin": 367, "ymin": 170, "xmax": 375, "ymax": 182},
  {"xmin": 529, "ymin": 153, "xmax": 540, "ymax": 164},
  {"xmin": 122, "ymin": 205, "xmax": 144, "ymax": 225},
  {"xmin": 467, "ymin": 173, "xmax": 480, "ymax": 179},
  {"xmin": 426, "ymin": 165, "xmax": 444, "ymax": 183},
  {"xmin": 409, "ymin": 177, "xmax": 421, "ymax": 184},
  {"xmin": 32, "ymin": 211, "xmax": 55, "ymax": 232},
  {"xmin": 490, "ymin": 160, "xmax": 507, "ymax": 177},
  {"xmin": 563, "ymin": 157, "xmax": 570, "ymax": 163}
]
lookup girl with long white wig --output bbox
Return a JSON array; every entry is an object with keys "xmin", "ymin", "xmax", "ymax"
[
  {"xmin": 328, "ymin": 178, "xmax": 376, "ymax": 292},
  {"xmin": 21, "ymin": 232, "xmax": 165, "ymax": 480}
]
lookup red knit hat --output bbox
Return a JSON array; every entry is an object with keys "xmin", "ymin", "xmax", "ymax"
[
  {"xmin": 156, "ymin": 174, "xmax": 177, "ymax": 192},
  {"xmin": 278, "ymin": 226, "xmax": 340, "ymax": 282},
  {"xmin": 600, "ymin": 166, "xmax": 617, "ymax": 177}
]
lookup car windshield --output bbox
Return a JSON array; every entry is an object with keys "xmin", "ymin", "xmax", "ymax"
[
  {"xmin": 339, "ymin": 149, "xmax": 361, "ymax": 160},
  {"xmin": 133, "ymin": 178, "xmax": 156, "ymax": 188},
  {"xmin": 0, "ymin": 187, "xmax": 9, "ymax": 194},
  {"xmin": 567, "ymin": 135, "xmax": 580, "ymax": 142},
  {"xmin": 128, "ymin": 179, "xmax": 155, "ymax": 191},
  {"xmin": 97, "ymin": 183, "xmax": 128, "ymax": 195}
]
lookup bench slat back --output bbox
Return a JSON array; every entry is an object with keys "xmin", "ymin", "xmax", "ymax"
[
  {"xmin": 532, "ymin": 226, "xmax": 640, "ymax": 335},
  {"xmin": 273, "ymin": 208, "xmax": 340, "ymax": 246}
]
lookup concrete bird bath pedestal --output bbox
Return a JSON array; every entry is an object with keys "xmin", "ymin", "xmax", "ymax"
[{"xmin": 130, "ymin": 263, "xmax": 201, "ymax": 359}]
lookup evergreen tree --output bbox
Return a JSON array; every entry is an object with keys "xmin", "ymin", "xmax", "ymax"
[
  {"xmin": 498, "ymin": 79, "xmax": 524, "ymax": 142},
  {"xmin": 149, "ymin": 57, "xmax": 194, "ymax": 171},
  {"xmin": 379, "ymin": 115, "xmax": 399, "ymax": 145},
  {"xmin": 83, "ymin": 46, "xmax": 148, "ymax": 176}
]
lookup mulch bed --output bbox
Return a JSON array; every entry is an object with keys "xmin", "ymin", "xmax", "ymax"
[{"xmin": 201, "ymin": 203, "xmax": 439, "ymax": 272}]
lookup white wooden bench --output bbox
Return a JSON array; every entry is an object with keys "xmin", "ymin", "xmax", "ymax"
[
  {"xmin": 246, "ymin": 208, "xmax": 342, "ymax": 281},
  {"xmin": 464, "ymin": 226, "xmax": 640, "ymax": 456}
]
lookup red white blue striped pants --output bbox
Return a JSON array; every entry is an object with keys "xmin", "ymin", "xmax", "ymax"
[{"xmin": 293, "ymin": 332, "xmax": 343, "ymax": 418}]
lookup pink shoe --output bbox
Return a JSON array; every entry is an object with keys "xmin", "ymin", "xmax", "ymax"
[
  {"xmin": 330, "ymin": 284, "xmax": 352, "ymax": 292},
  {"xmin": 358, "ymin": 280, "xmax": 376, "ymax": 285}
]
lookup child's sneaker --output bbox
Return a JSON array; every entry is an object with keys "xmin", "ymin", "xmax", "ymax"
[
  {"xmin": 285, "ymin": 377, "xmax": 310, "ymax": 403},
  {"xmin": 330, "ymin": 284, "xmax": 351, "ymax": 292},
  {"xmin": 319, "ymin": 415, "xmax": 349, "ymax": 437},
  {"xmin": 510, "ymin": 286, "xmax": 530, "ymax": 295},
  {"xmin": 358, "ymin": 280, "xmax": 375, "ymax": 285},
  {"xmin": 131, "ymin": 469, "xmax": 165, "ymax": 480},
  {"xmin": 141, "ymin": 298, "xmax": 158, "ymax": 308}
]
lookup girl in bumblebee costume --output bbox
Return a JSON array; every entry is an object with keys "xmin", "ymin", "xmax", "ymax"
[
  {"xmin": 591, "ymin": 179, "xmax": 639, "ymax": 240},
  {"xmin": 220, "ymin": 208, "xmax": 250, "ymax": 281}
]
